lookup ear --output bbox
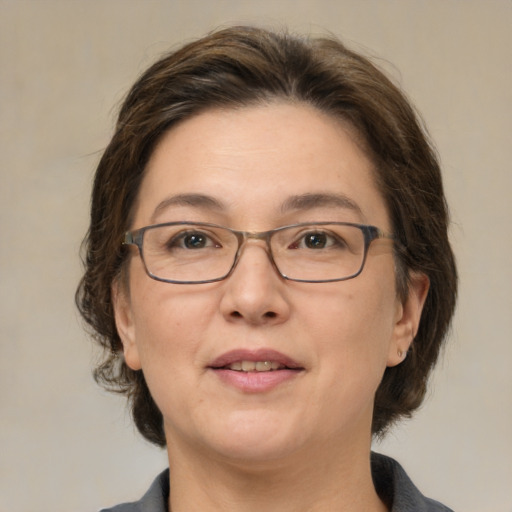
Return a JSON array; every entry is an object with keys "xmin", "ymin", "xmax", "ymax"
[
  {"xmin": 387, "ymin": 272, "xmax": 430, "ymax": 367},
  {"xmin": 112, "ymin": 279, "xmax": 142, "ymax": 371}
]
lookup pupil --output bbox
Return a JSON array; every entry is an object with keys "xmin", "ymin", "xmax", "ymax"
[
  {"xmin": 184, "ymin": 234, "xmax": 205, "ymax": 248},
  {"xmin": 305, "ymin": 233, "xmax": 326, "ymax": 248}
]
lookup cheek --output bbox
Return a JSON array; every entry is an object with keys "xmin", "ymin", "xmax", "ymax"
[
  {"xmin": 128, "ymin": 277, "xmax": 219, "ymax": 377},
  {"xmin": 305, "ymin": 279, "xmax": 397, "ymax": 381},
  {"xmin": 127, "ymin": 287, "xmax": 222, "ymax": 428}
]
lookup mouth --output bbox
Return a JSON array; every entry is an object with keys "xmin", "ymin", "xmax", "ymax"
[
  {"xmin": 222, "ymin": 360, "xmax": 289, "ymax": 372},
  {"xmin": 209, "ymin": 349, "xmax": 303, "ymax": 372},
  {"xmin": 208, "ymin": 349, "xmax": 304, "ymax": 392}
]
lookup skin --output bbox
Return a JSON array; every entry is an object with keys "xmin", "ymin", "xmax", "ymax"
[{"xmin": 113, "ymin": 103, "xmax": 429, "ymax": 512}]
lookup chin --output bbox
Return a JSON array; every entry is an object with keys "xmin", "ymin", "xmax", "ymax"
[
  {"xmin": 211, "ymin": 437, "xmax": 304, "ymax": 469},
  {"xmin": 190, "ymin": 411, "xmax": 309, "ymax": 466}
]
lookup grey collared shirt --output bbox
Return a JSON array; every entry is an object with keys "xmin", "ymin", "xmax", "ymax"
[{"xmin": 100, "ymin": 453, "xmax": 454, "ymax": 512}]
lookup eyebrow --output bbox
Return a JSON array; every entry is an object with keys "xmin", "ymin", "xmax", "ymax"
[
  {"xmin": 280, "ymin": 193, "xmax": 363, "ymax": 216},
  {"xmin": 151, "ymin": 193, "xmax": 225, "ymax": 222},
  {"xmin": 151, "ymin": 191, "xmax": 363, "ymax": 222}
]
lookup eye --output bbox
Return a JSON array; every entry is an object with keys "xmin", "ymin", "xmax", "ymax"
[
  {"xmin": 183, "ymin": 232, "xmax": 209, "ymax": 249},
  {"xmin": 289, "ymin": 230, "xmax": 345, "ymax": 250},
  {"xmin": 303, "ymin": 232, "xmax": 329, "ymax": 249},
  {"xmin": 169, "ymin": 230, "xmax": 220, "ymax": 250}
]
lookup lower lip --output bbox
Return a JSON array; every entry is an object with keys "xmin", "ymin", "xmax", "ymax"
[{"xmin": 211, "ymin": 368, "xmax": 302, "ymax": 393}]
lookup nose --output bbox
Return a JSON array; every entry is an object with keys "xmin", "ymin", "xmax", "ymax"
[{"xmin": 219, "ymin": 242, "xmax": 291, "ymax": 325}]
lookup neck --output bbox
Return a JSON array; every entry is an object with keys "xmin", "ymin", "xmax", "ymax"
[{"xmin": 165, "ymin": 433, "xmax": 387, "ymax": 512}]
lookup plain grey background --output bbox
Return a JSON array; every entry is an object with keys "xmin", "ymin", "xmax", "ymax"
[{"xmin": 1, "ymin": 1, "xmax": 511, "ymax": 511}]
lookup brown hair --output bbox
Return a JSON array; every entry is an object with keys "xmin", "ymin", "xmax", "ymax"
[{"xmin": 76, "ymin": 26, "xmax": 457, "ymax": 446}]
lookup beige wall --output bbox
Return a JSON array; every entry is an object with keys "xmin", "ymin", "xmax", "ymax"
[{"xmin": 1, "ymin": 1, "xmax": 511, "ymax": 510}]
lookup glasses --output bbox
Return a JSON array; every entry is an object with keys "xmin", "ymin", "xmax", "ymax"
[{"xmin": 123, "ymin": 221, "xmax": 394, "ymax": 284}]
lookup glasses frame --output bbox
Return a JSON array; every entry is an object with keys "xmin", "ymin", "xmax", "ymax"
[{"xmin": 123, "ymin": 221, "xmax": 395, "ymax": 284}]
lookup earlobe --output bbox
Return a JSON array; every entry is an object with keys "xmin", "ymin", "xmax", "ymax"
[
  {"xmin": 112, "ymin": 280, "xmax": 142, "ymax": 371},
  {"xmin": 387, "ymin": 272, "xmax": 430, "ymax": 367}
]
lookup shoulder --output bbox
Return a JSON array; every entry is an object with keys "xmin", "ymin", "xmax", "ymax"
[
  {"xmin": 371, "ymin": 452, "xmax": 454, "ymax": 512},
  {"xmin": 99, "ymin": 469, "xmax": 169, "ymax": 512}
]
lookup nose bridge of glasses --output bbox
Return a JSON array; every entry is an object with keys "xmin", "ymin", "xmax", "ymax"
[
  {"xmin": 234, "ymin": 229, "xmax": 273, "ymax": 256},
  {"xmin": 229, "ymin": 229, "xmax": 279, "ymax": 273}
]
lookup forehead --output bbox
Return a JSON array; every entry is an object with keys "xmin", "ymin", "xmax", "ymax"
[{"xmin": 134, "ymin": 103, "xmax": 389, "ymax": 229}]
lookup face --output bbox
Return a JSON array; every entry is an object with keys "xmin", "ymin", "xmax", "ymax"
[{"xmin": 114, "ymin": 103, "xmax": 427, "ymax": 467}]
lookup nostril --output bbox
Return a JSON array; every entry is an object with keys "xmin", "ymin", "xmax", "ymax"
[{"xmin": 229, "ymin": 310, "xmax": 277, "ymax": 320}]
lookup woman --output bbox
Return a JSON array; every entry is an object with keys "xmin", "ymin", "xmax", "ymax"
[{"xmin": 77, "ymin": 26, "xmax": 457, "ymax": 511}]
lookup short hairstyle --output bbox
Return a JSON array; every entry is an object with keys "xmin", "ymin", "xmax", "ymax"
[{"xmin": 76, "ymin": 26, "xmax": 457, "ymax": 446}]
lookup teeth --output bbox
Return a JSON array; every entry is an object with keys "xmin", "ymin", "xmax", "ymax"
[{"xmin": 228, "ymin": 361, "xmax": 283, "ymax": 372}]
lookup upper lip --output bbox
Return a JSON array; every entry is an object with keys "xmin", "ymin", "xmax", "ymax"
[{"xmin": 209, "ymin": 349, "xmax": 303, "ymax": 370}]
